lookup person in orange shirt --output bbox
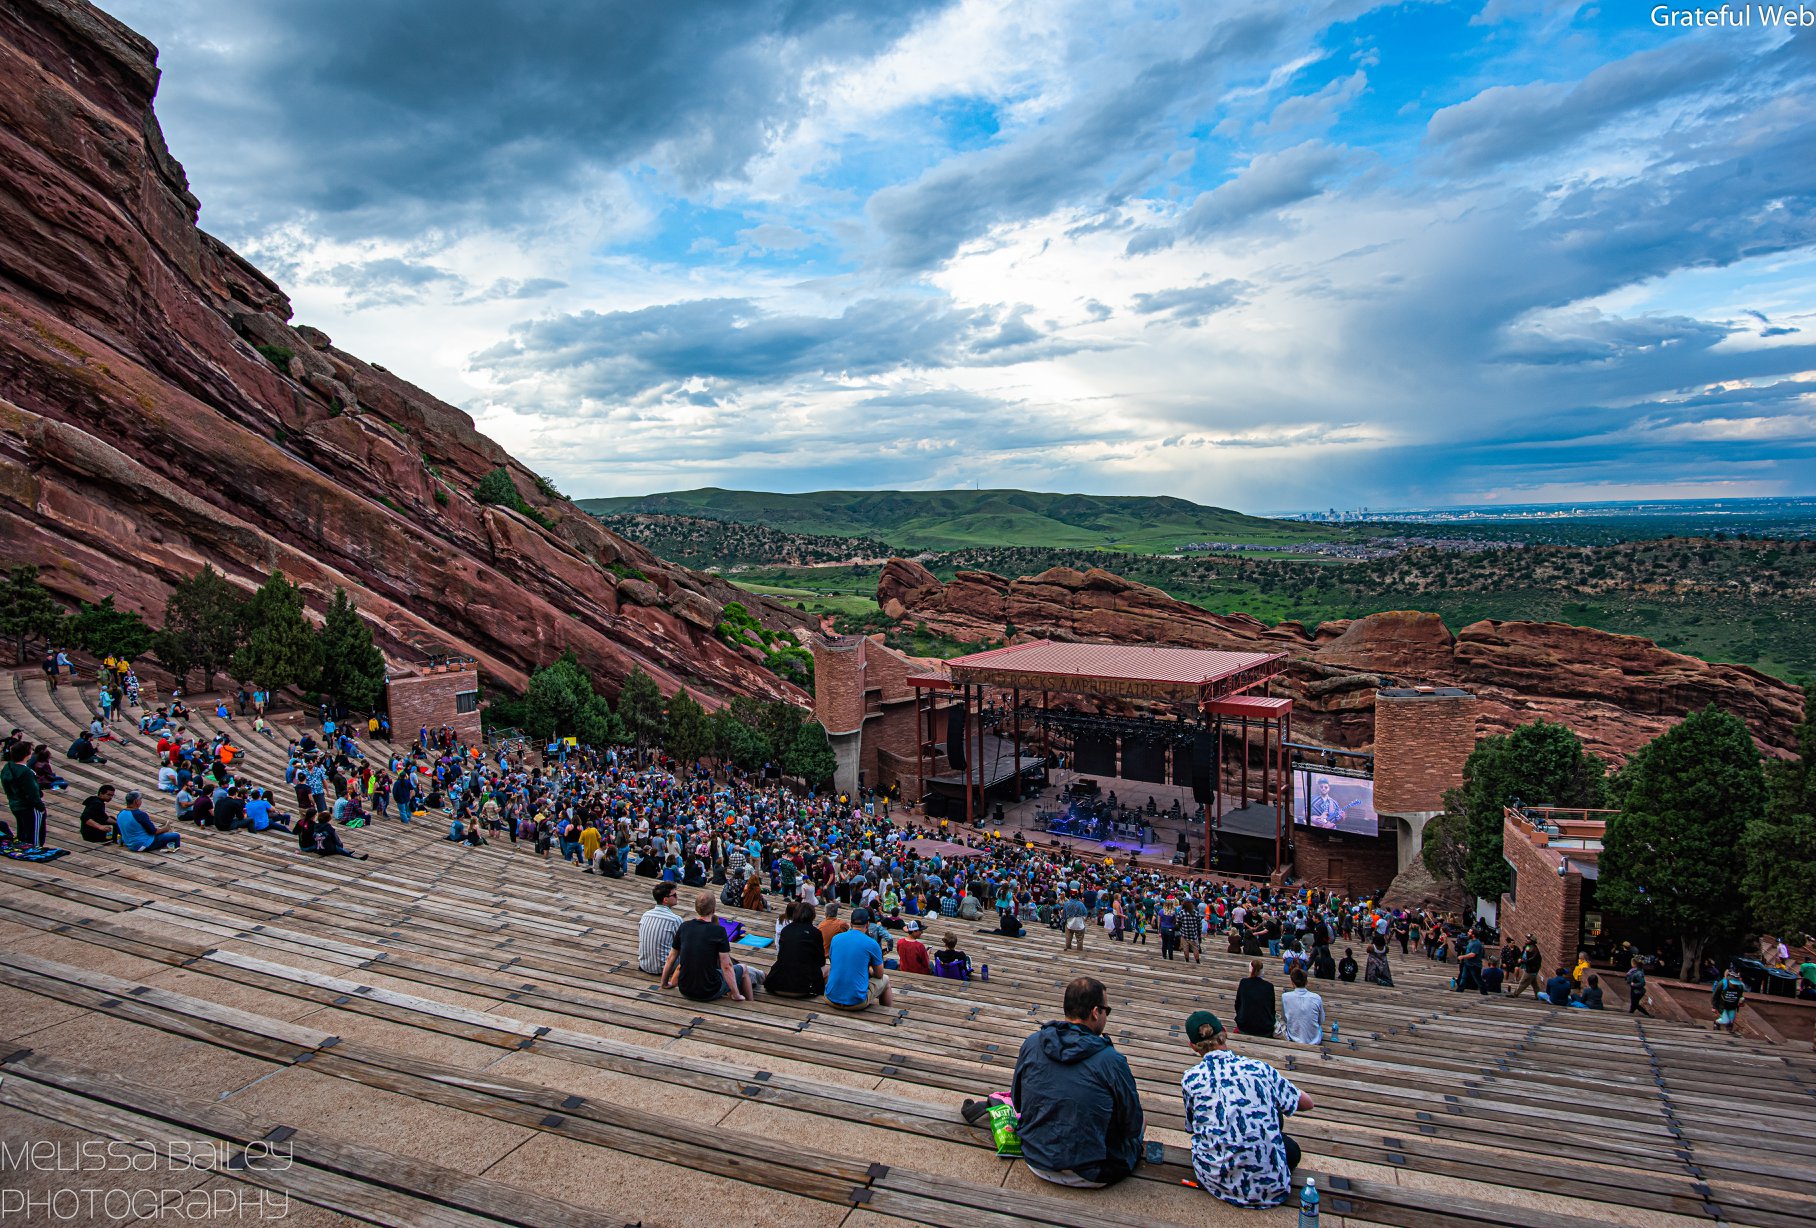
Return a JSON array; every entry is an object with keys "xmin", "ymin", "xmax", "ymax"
[{"xmin": 818, "ymin": 900, "xmax": 850, "ymax": 951}]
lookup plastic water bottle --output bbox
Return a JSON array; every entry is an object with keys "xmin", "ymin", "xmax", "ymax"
[
  {"xmin": 980, "ymin": 964, "xmax": 990, "ymax": 982},
  {"xmin": 1330, "ymin": 1022, "xmax": 1339, "ymax": 1043},
  {"xmin": 1299, "ymin": 1177, "xmax": 1320, "ymax": 1227}
]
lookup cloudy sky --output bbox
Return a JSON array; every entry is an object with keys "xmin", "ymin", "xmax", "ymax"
[{"xmin": 105, "ymin": 0, "xmax": 1816, "ymax": 512}]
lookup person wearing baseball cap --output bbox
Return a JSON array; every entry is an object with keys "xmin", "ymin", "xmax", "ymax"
[
  {"xmin": 896, "ymin": 917, "xmax": 931, "ymax": 975},
  {"xmin": 825, "ymin": 906, "xmax": 892, "ymax": 1010},
  {"xmin": 1179, "ymin": 1010, "xmax": 1312, "ymax": 1208}
]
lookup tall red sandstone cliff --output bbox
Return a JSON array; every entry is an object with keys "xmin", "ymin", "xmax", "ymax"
[
  {"xmin": 877, "ymin": 558, "xmax": 1805, "ymax": 764},
  {"xmin": 0, "ymin": 0, "xmax": 810, "ymax": 704}
]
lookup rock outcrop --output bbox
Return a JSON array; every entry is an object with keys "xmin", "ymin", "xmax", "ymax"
[
  {"xmin": 0, "ymin": 0, "xmax": 811, "ymax": 705},
  {"xmin": 879, "ymin": 561, "xmax": 1805, "ymax": 764}
]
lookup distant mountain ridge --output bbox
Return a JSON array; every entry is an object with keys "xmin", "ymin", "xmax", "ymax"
[{"xmin": 577, "ymin": 487, "xmax": 1338, "ymax": 553}]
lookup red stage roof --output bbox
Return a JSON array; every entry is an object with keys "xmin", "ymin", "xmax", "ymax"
[{"xmin": 934, "ymin": 640, "xmax": 1285, "ymax": 704}]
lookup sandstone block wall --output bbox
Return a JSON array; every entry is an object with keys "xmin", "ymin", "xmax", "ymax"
[
  {"xmin": 1374, "ymin": 688, "xmax": 1477, "ymax": 815},
  {"xmin": 1294, "ymin": 826, "xmax": 1398, "ymax": 900},
  {"xmin": 1497, "ymin": 816, "xmax": 1584, "ymax": 976},
  {"xmin": 387, "ymin": 664, "xmax": 482, "ymax": 746},
  {"xmin": 812, "ymin": 636, "xmax": 866, "ymax": 735}
]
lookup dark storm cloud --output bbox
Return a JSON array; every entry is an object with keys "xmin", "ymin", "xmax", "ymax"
[
  {"xmin": 471, "ymin": 295, "xmax": 1085, "ymax": 399},
  {"xmin": 111, "ymin": 0, "xmax": 950, "ymax": 239}
]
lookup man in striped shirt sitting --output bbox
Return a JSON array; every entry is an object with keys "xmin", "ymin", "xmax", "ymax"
[{"xmin": 638, "ymin": 883, "xmax": 685, "ymax": 975}]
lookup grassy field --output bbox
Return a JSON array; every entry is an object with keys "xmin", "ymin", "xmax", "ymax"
[
  {"xmin": 580, "ymin": 487, "xmax": 1368, "ymax": 553},
  {"xmin": 730, "ymin": 580, "xmax": 878, "ymax": 620}
]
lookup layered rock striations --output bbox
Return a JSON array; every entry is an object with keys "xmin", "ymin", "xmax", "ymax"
[
  {"xmin": 0, "ymin": 0, "xmax": 810, "ymax": 704},
  {"xmin": 877, "ymin": 559, "xmax": 1805, "ymax": 764}
]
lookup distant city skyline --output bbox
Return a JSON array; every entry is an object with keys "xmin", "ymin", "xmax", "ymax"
[{"xmin": 106, "ymin": 0, "xmax": 1816, "ymax": 509}]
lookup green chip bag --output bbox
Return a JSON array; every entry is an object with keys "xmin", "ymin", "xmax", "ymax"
[{"xmin": 986, "ymin": 1102, "xmax": 1022, "ymax": 1158}]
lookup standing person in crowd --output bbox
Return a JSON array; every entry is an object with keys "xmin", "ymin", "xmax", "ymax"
[
  {"xmin": 1234, "ymin": 960, "xmax": 1277, "ymax": 1038},
  {"xmin": 1062, "ymin": 889, "xmax": 1089, "ymax": 953},
  {"xmin": 1509, "ymin": 936, "xmax": 1543, "ymax": 1000},
  {"xmin": 2, "ymin": 741, "xmax": 48, "ymax": 846},
  {"xmin": 1179, "ymin": 1010, "xmax": 1312, "ymax": 1208},
  {"xmin": 1011, "ymin": 977, "xmax": 1145, "ymax": 1189},
  {"xmin": 1712, "ymin": 965, "xmax": 1747, "ymax": 1033},
  {"xmin": 1626, "ymin": 959, "xmax": 1651, "ymax": 1016},
  {"xmin": 1177, "ymin": 896, "xmax": 1202, "ymax": 965}
]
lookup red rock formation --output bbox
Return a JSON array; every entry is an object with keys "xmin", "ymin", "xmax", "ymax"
[
  {"xmin": 878, "ymin": 559, "xmax": 1804, "ymax": 764},
  {"xmin": 0, "ymin": 0, "xmax": 809, "ymax": 705}
]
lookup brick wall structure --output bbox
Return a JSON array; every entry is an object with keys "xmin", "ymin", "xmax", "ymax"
[
  {"xmin": 812, "ymin": 632, "xmax": 953, "ymax": 800},
  {"xmin": 1497, "ymin": 808, "xmax": 1610, "ymax": 975},
  {"xmin": 1373, "ymin": 687, "xmax": 1478, "ymax": 814},
  {"xmin": 386, "ymin": 661, "xmax": 483, "ymax": 746},
  {"xmin": 1293, "ymin": 826, "xmax": 1400, "ymax": 900}
]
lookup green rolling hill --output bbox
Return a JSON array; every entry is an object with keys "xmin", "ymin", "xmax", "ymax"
[{"xmin": 577, "ymin": 487, "xmax": 1352, "ymax": 553}]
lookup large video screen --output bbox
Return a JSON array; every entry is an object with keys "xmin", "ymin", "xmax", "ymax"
[{"xmin": 1293, "ymin": 770, "xmax": 1378, "ymax": 838}]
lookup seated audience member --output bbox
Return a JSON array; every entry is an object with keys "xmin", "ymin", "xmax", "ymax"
[
  {"xmin": 663, "ymin": 892, "xmax": 762, "ymax": 1002},
  {"xmin": 1480, "ymin": 962, "xmax": 1506, "ymax": 995},
  {"xmin": 116, "ymin": 791, "xmax": 181, "ymax": 852},
  {"xmin": 1572, "ymin": 973, "xmax": 1605, "ymax": 1010},
  {"xmin": 79, "ymin": 784, "xmax": 118, "ymax": 843},
  {"xmin": 66, "ymin": 731, "xmax": 107, "ymax": 766},
  {"xmin": 826, "ymin": 907, "xmax": 892, "ymax": 1010},
  {"xmin": 1234, "ymin": 960, "xmax": 1277, "ymax": 1037},
  {"xmin": 295, "ymin": 813, "xmax": 367, "ymax": 859},
  {"xmin": 157, "ymin": 763, "xmax": 179, "ymax": 793},
  {"xmin": 1179, "ymin": 1010, "xmax": 1312, "ymax": 1208},
  {"xmin": 243, "ymin": 789, "xmax": 288, "ymax": 832},
  {"xmin": 932, "ymin": 932, "xmax": 973, "ymax": 981},
  {"xmin": 895, "ymin": 918, "xmax": 931, "ymax": 974},
  {"xmin": 1539, "ymin": 967, "xmax": 1574, "ymax": 1005},
  {"xmin": 211, "ymin": 787, "xmax": 248, "ymax": 831},
  {"xmin": 1279, "ymin": 968, "xmax": 1326, "ymax": 1045},
  {"xmin": 636, "ymin": 883, "xmax": 686, "ymax": 977},
  {"xmin": 765, "ymin": 900, "xmax": 827, "ymax": 998},
  {"xmin": 998, "ymin": 906, "xmax": 1026, "ymax": 937},
  {"xmin": 1011, "ymin": 976, "xmax": 1145, "ymax": 1188},
  {"xmin": 1336, "ymin": 948, "xmax": 1358, "ymax": 982}
]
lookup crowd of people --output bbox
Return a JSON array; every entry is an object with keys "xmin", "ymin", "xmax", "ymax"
[{"xmin": 12, "ymin": 661, "xmax": 1808, "ymax": 1215}]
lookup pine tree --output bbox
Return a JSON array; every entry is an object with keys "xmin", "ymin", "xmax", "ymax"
[
  {"xmin": 616, "ymin": 667, "xmax": 666, "ymax": 749},
  {"xmin": 66, "ymin": 597, "xmax": 155, "ymax": 660},
  {"xmin": 1447, "ymin": 720, "xmax": 1606, "ymax": 903},
  {"xmin": 0, "ymin": 565, "xmax": 64, "ymax": 664},
  {"xmin": 1600, "ymin": 706, "xmax": 1767, "ymax": 979},
  {"xmin": 315, "ymin": 588, "xmax": 388, "ymax": 711},
  {"xmin": 1742, "ymin": 692, "xmax": 1816, "ymax": 940},
  {"xmin": 665, "ymin": 691, "xmax": 712, "ymax": 765},
  {"xmin": 153, "ymin": 564, "xmax": 248, "ymax": 690},
  {"xmin": 232, "ymin": 571, "xmax": 321, "ymax": 694},
  {"xmin": 782, "ymin": 720, "xmax": 838, "ymax": 788}
]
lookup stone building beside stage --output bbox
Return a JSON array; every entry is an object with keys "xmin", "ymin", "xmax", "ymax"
[
  {"xmin": 811, "ymin": 632, "xmax": 956, "ymax": 799},
  {"xmin": 385, "ymin": 658, "xmax": 483, "ymax": 746},
  {"xmin": 1293, "ymin": 686, "xmax": 1478, "ymax": 899}
]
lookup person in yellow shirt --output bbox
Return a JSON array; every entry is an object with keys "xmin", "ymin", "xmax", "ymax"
[
  {"xmin": 1571, "ymin": 951, "xmax": 1591, "ymax": 988},
  {"xmin": 579, "ymin": 822, "xmax": 602, "ymax": 871}
]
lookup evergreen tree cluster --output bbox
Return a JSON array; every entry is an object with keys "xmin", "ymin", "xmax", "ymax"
[
  {"xmin": 1426, "ymin": 692, "xmax": 1816, "ymax": 979},
  {"xmin": 484, "ymin": 660, "xmax": 838, "ymax": 787}
]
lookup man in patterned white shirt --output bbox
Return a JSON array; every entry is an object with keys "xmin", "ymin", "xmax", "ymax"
[{"xmin": 1178, "ymin": 1010, "xmax": 1312, "ymax": 1208}]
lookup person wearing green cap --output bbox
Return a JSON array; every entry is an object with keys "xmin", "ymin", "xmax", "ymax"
[{"xmin": 1179, "ymin": 1010, "xmax": 1312, "ymax": 1208}]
